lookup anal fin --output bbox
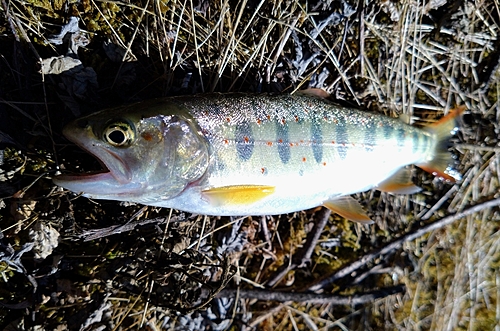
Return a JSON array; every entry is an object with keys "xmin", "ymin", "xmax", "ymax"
[
  {"xmin": 323, "ymin": 196, "xmax": 372, "ymax": 224},
  {"xmin": 202, "ymin": 185, "xmax": 275, "ymax": 206},
  {"xmin": 376, "ymin": 168, "xmax": 422, "ymax": 194}
]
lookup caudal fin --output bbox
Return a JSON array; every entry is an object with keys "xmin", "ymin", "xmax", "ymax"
[{"xmin": 418, "ymin": 106, "xmax": 465, "ymax": 182}]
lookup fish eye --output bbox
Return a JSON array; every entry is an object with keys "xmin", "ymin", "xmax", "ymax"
[{"xmin": 103, "ymin": 121, "xmax": 135, "ymax": 147}]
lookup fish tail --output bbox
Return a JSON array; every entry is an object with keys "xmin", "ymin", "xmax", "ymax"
[{"xmin": 418, "ymin": 105, "xmax": 465, "ymax": 182}]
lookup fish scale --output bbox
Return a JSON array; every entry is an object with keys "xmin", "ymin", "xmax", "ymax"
[
  {"xmin": 53, "ymin": 91, "xmax": 463, "ymax": 222},
  {"xmin": 178, "ymin": 94, "xmax": 424, "ymax": 181}
]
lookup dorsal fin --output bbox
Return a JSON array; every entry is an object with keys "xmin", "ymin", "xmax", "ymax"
[{"xmin": 296, "ymin": 88, "xmax": 330, "ymax": 99}]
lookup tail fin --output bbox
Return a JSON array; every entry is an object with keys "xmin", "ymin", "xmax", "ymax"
[{"xmin": 417, "ymin": 106, "xmax": 465, "ymax": 182}]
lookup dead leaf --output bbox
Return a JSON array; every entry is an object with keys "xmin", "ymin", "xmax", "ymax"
[
  {"xmin": 40, "ymin": 56, "xmax": 82, "ymax": 75},
  {"xmin": 29, "ymin": 221, "xmax": 60, "ymax": 260}
]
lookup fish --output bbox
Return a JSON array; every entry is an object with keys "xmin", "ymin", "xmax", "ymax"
[{"xmin": 53, "ymin": 90, "xmax": 463, "ymax": 223}]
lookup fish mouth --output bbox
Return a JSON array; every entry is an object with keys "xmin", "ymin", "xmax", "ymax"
[
  {"xmin": 53, "ymin": 125, "xmax": 133, "ymax": 195},
  {"xmin": 53, "ymin": 171, "xmax": 119, "ymax": 189}
]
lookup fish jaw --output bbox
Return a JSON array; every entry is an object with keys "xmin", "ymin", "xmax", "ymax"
[
  {"xmin": 53, "ymin": 118, "xmax": 137, "ymax": 197},
  {"xmin": 53, "ymin": 172, "xmax": 142, "ymax": 198}
]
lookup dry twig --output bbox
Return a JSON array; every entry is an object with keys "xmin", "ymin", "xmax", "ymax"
[
  {"xmin": 216, "ymin": 284, "xmax": 405, "ymax": 304},
  {"xmin": 307, "ymin": 198, "xmax": 500, "ymax": 292},
  {"xmin": 266, "ymin": 208, "xmax": 331, "ymax": 287}
]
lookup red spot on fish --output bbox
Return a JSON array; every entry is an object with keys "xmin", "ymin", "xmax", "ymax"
[
  {"xmin": 322, "ymin": 162, "xmax": 327, "ymax": 166},
  {"xmin": 226, "ymin": 117, "xmax": 231, "ymax": 122},
  {"xmin": 261, "ymin": 167, "xmax": 266, "ymax": 174},
  {"xmin": 266, "ymin": 114, "xmax": 271, "ymax": 120},
  {"xmin": 302, "ymin": 157, "xmax": 307, "ymax": 162},
  {"xmin": 244, "ymin": 136, "xmax": 250, "ymax": 143},
  {"xmin": 224, "ymin": 139, "xmax": 229, "ymax": 144},
  {"xmin": 352, "ymin": 143, "xmax": 355, "ymax": 146},
  {"xmin": 257, "ymin": 119, "xmax": 262, "ymax": 125},
  {"xmin": 281, "ymin": 118, "xmax": 286, "ymax": 125},
  {"xmin": 267, "ymin": 141, "xmax": 273, "ymax": 146},
  {"xmin": 331, "ymin": 140, "xmax": 335, "ymax": 144},
  {"xmin": 294, "ymin": 115, "xmax": 299, "ymax": 122},
  {"xmin": 142, "ymin": 133, "xmax": 153, "ymax": 141},
  {"xmin": 278, "ymin": 139, "xmax": 283, "ymax": 143},
  {"xmin": 289, "ymin": 142, "xmax": 294, "ymax": 147},
  {"xmin": 300, "ymin": 140, "xmax": 304, "ymax": 143}
]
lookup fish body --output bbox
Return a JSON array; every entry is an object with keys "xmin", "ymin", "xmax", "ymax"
[{"xmin": 54, "ymin": 92, "xmax": 462, "ymax": 221}]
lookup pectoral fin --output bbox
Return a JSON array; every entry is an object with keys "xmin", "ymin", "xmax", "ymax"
[
  {"xmin": 376, "ymin": 168, "xmax": 422, "ymax": 194},
  {"xmin": 323, "ymin": 196, "xmax": 372, "ymax": 224},
  {"xmin": 202, "ymin": 185, "xmax": 275, "ymax": 206}
]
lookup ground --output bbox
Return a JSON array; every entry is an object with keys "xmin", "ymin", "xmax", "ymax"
[{"xmin": 1, "ymin": 0, "xmax": 500, "ymax": 330}]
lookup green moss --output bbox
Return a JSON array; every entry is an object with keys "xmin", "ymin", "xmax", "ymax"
[
  {"xmin": 0, "ymin": 262, "xmax": 15, "ymax": 282},
  {"xmin": 26, "ymin": 0, "xmax": 54, "ymax": 12}
]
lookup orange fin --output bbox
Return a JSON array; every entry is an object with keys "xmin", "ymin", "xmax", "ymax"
[
  {"xmin": 418, "ymin": 105, "xmax": 465, "ymax": 182},
  {"xmin": 377, "ymin": 168, "xmax": 421, "ymax": 194},
  {"xmin": 296, "ymin": 88, "xmax": 330, "ymax": 99},
  {"xmin": 323, "ymin": 196, "xmax": 373, "ymax": 224},
  {"xmin": 202, "ymin": 185, "xmax": 275, "ymax": 206}
]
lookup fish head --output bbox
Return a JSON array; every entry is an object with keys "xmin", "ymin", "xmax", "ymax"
[{"xmin": 54, "ymin": 100, "xmax": 209, "ymax": 203}]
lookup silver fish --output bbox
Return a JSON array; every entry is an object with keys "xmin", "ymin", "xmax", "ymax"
[{"xmin": 53, "ymin": 90, "xmax": 463, "ymax": 222}]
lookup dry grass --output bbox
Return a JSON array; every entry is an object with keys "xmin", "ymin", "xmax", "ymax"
[{"xmin": 1, "ymin": 0, "xmax": 500, "ymax": 330}]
